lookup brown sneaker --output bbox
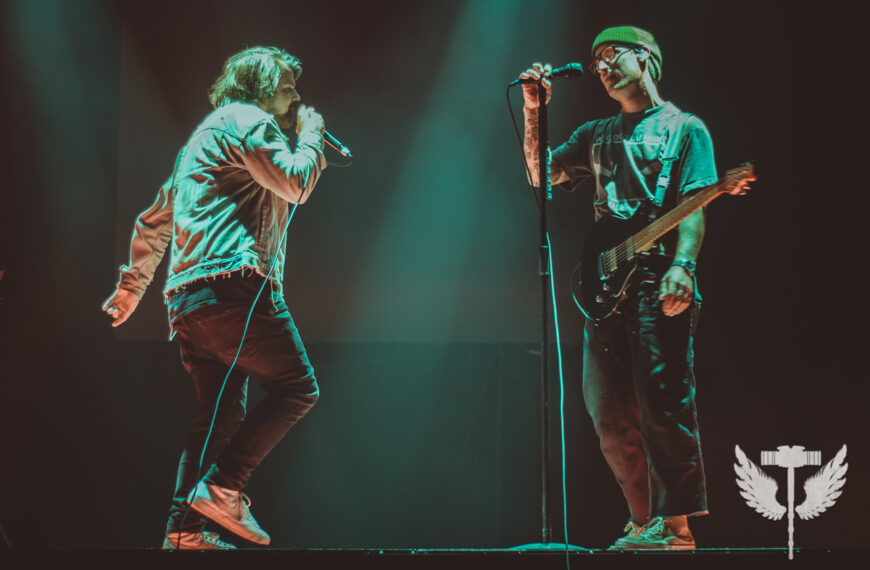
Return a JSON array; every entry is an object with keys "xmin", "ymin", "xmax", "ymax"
[
  {"xmin": 608, "ymin": 516, "xmax": 696, "ymax": 551},
  {"xmin": 187, "ymin": 480, "xmax": 271, "ymax": 545},
  {"xmin": 162, "ymin": 531, "xmax": 237, "ymax": 550}
]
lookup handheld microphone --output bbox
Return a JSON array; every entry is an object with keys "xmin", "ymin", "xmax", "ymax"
[
  {"xmin": 510, "ymin": 63, "xmax": 584, "ymax": 86},
  {"xmin": 323, "ymin": 130, "xmax": 352, "ymax": 158}
]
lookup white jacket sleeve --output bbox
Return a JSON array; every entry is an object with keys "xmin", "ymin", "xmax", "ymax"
[
  {"xmin": 240, "ymin": 120, "xmax": 327, "ymax": 204},
  {"xmin": 117, "ymin": 180, "xmax": 174, "ymax": 298}
]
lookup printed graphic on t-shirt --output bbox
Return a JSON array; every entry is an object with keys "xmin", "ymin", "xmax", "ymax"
[{"xmin": 591, "ymin": 130, "xmax": 666, "ymax": 220}]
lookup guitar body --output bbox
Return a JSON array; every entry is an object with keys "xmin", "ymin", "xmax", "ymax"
[
  {"xmin": 570, "ymin": 163, "xmax": 755, "ymax": 322},
  {"xmin": 571, "ymin": 215, "xmax": 651, "ymax": 322}
]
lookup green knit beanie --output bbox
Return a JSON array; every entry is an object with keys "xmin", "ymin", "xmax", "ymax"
[{"xmin": 591, "ymin": 25, "xmax": 662, "ymax": 81}]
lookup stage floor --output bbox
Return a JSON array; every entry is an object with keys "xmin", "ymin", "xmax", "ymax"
[{"xmin": 0, "ymin": 547, "xmax": 860, "ymax": 570}]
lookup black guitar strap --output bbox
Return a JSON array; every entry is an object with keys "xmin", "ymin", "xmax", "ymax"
[{"xmin": 646, "ymin": 112, "xmax": 694, "ymax": 222}]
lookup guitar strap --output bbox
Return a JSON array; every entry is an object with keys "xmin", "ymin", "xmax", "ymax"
[{"xmin": 647, "ymin": 112, "xmax": 694, "ymax": 221}]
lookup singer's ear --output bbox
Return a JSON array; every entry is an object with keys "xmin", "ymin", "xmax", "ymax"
[{"xmin": 634, "ymin": 47, "xmax": 649, "ymax": 62}]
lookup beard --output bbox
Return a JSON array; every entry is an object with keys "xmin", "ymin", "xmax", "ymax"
[{"xmin": 275, "ymin": 101, "xmax": 300, "ymax": 132}]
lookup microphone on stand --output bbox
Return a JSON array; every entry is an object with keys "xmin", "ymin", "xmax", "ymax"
[
  {"xmin": 510, "ymin": 63, "xmax": 584, "ymax": 86},
  {"xmin": 323, "ymin": 130, "xmax": 352, "ymax": 158}
]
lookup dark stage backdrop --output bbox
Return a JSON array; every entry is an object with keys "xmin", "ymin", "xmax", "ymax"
[{"xmin": 1, "ymin": 0, "xmax": 867, "ymax": 551}]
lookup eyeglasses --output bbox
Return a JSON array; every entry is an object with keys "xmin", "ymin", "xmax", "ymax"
[{"xmin": 588, "ymin": 45, "xmax": 633, "ymax": 75}]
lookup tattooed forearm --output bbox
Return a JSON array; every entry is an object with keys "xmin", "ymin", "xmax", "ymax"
[{"xmin": 523, "ymin": 107, "xmax": 542, "ymax": 187}]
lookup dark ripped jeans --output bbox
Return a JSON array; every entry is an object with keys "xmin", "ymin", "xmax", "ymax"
[
  {"xmin": 165, "ymin": 292, "xmax": 318, "ymax": 534},
  {"xmin": 582, "ymin": 261, "xmax": 707, "ymax": 523}
]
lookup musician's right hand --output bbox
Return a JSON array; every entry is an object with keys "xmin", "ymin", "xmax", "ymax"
[
  {"xmin": 519, "ymin": 62, "xmax": 553, "ymax": 108},
  {"xmin": 296, "ymin": 104, "xmax": 325, "ymax": 135}
]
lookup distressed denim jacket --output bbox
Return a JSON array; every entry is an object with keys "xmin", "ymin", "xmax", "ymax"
[{"xmin": 116, "ymin": 102, "xmax": 326, "ymax": 300}]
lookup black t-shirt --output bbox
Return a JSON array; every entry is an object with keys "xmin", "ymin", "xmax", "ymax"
[{"xmin": 551, "ymin": 101, "xmax": 718, "ymax": 221}]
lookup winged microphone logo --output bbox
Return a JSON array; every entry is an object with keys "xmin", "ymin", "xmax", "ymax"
[{"xmin": 734, "ymin": 444, "xmax": 847, "ymax": 559}]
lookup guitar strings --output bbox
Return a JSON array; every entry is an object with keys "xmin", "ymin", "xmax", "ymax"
[{"xmin": 602, "ymin": 183, "xmax": 724, "ymax": 269}]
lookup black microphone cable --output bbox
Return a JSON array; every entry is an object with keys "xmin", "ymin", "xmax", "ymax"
[
  {"xmin": 174, "ymin": 129, "xmax": 350, "ymax": 549},
  {"xmin": 506, "ymin": 68, "xmax": 582, "ymax": 569},
  {"xmin": 323, "ymin": 131, "xmax": 354, "ymax": 166},
  {"xmin": 506, "ymin": 84, "xmax": 542, "ymax": 212},
  {"xmin": 174, "ymin": 200, "xmax": 299, "ymax": 549}
]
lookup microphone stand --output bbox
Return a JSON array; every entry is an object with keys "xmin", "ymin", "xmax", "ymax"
[
  {"xmin": 511, "ymin": 79, "xmax": 585, "ymax": 554},
  {"xmin": 537, "ymin": 81, "xmax": 554, "ymax": 547}
]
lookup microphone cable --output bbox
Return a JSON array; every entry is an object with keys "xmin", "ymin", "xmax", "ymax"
[
  {"xmin": 507, "ymin": 80, "xmax": 575, "ymax": 568},
  {"xmin": 173, "ymin": 125, "xmax": 352, "ymax": 547},
  {"xmin": 174, "ymin": 200, "xmax": 299, "ymax": 549},
  {"xmin": 172, "ymin": 120, "xmax": 353, "ymax": 548},
  {"xmin": 506, "ymin": 85, "xmax": 542, "ymax": 213},
  {"xmin": 547, "ymin": 232, "xmax": 572, "ymax": 570}
]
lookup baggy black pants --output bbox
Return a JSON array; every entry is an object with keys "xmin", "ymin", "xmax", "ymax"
[{"xmin": 582, "ymin": 262, "xmax": 707, "ymax": 523}]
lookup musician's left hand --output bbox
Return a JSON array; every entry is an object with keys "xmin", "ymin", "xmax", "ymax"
[
  {"xmin": 658, "ymin": 265, "xmax": 694, "ymax": 317},
  {"xmin": 102, "ymin": 287, "xmax": 141, "ymax": 327}
]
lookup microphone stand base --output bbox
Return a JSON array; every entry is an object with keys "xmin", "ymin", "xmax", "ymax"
[{"xmin": 509, "ymin": 542, "xmax": 590, "ymax": 552}]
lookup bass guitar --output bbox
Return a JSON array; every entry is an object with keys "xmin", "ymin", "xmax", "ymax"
[{"xmin": 571, "ymin": 163, "xmax": 756, "ymax": 322}]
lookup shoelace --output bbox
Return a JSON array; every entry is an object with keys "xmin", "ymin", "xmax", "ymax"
[
  {"xmin": 623, "ymin": 516, "xmax": 664, "ymax": 537},
  {"xmin": 622, "ymin": 521, "xmax": 643, "ymax": 538},
  {"xmin": 637, "ymin": 516, "xmax": 665, "ymax": 538},
  {"xmin": 240, "ymin": 492, "xmax": 252, "ymax": 508}
]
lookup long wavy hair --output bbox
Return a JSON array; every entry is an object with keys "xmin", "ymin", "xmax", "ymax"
[{"xmin": 208, "ymin": 46, "xmax": 302, "ymax": 108}]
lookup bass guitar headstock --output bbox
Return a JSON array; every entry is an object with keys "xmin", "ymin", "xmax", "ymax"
[{"xmin": 722, "ymin": 161, "xmax": 757, "ymax": 196}]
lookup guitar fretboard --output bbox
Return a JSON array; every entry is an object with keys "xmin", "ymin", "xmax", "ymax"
[
  {"xmin": 633, "ymin": 183, "xmax": 722, "ymax": 252},
  {"xmin": 600, "ymin": 165, "xmax": 752, "ymax": 273}
]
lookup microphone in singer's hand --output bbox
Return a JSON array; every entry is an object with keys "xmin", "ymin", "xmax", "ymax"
[
  {"xmin": 510, "ymin": 63, "xmax": 584, "ymax": 86},
  {"xmin": 323, "ymin": 130, "xmax": 352, "ymax": 158}
]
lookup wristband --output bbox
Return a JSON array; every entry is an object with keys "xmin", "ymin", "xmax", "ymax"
[{"xmin": 671, "ymin": 259, "xmax": 696, "ymax": 276}]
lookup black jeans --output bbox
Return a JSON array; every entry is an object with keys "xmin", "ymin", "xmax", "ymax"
[
  {"xmin": 165, "ymin": 294, "xmax": 318, "ymax": 534},
  {"xmin": 582, "ymin": 262, "xmax": 707, "ymax": 523}
]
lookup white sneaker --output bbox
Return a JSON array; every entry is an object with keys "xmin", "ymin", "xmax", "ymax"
[
  {"xmin": 607, "ymin": 520, "xmax": 645, "ymax": 550},
  {"xmin": 187, "ymin": 480, "xmax": 271, "ymax": 545},
  {"xmin": 609, "ymin": 516, "xmax": 696, "ymax": 550}
]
